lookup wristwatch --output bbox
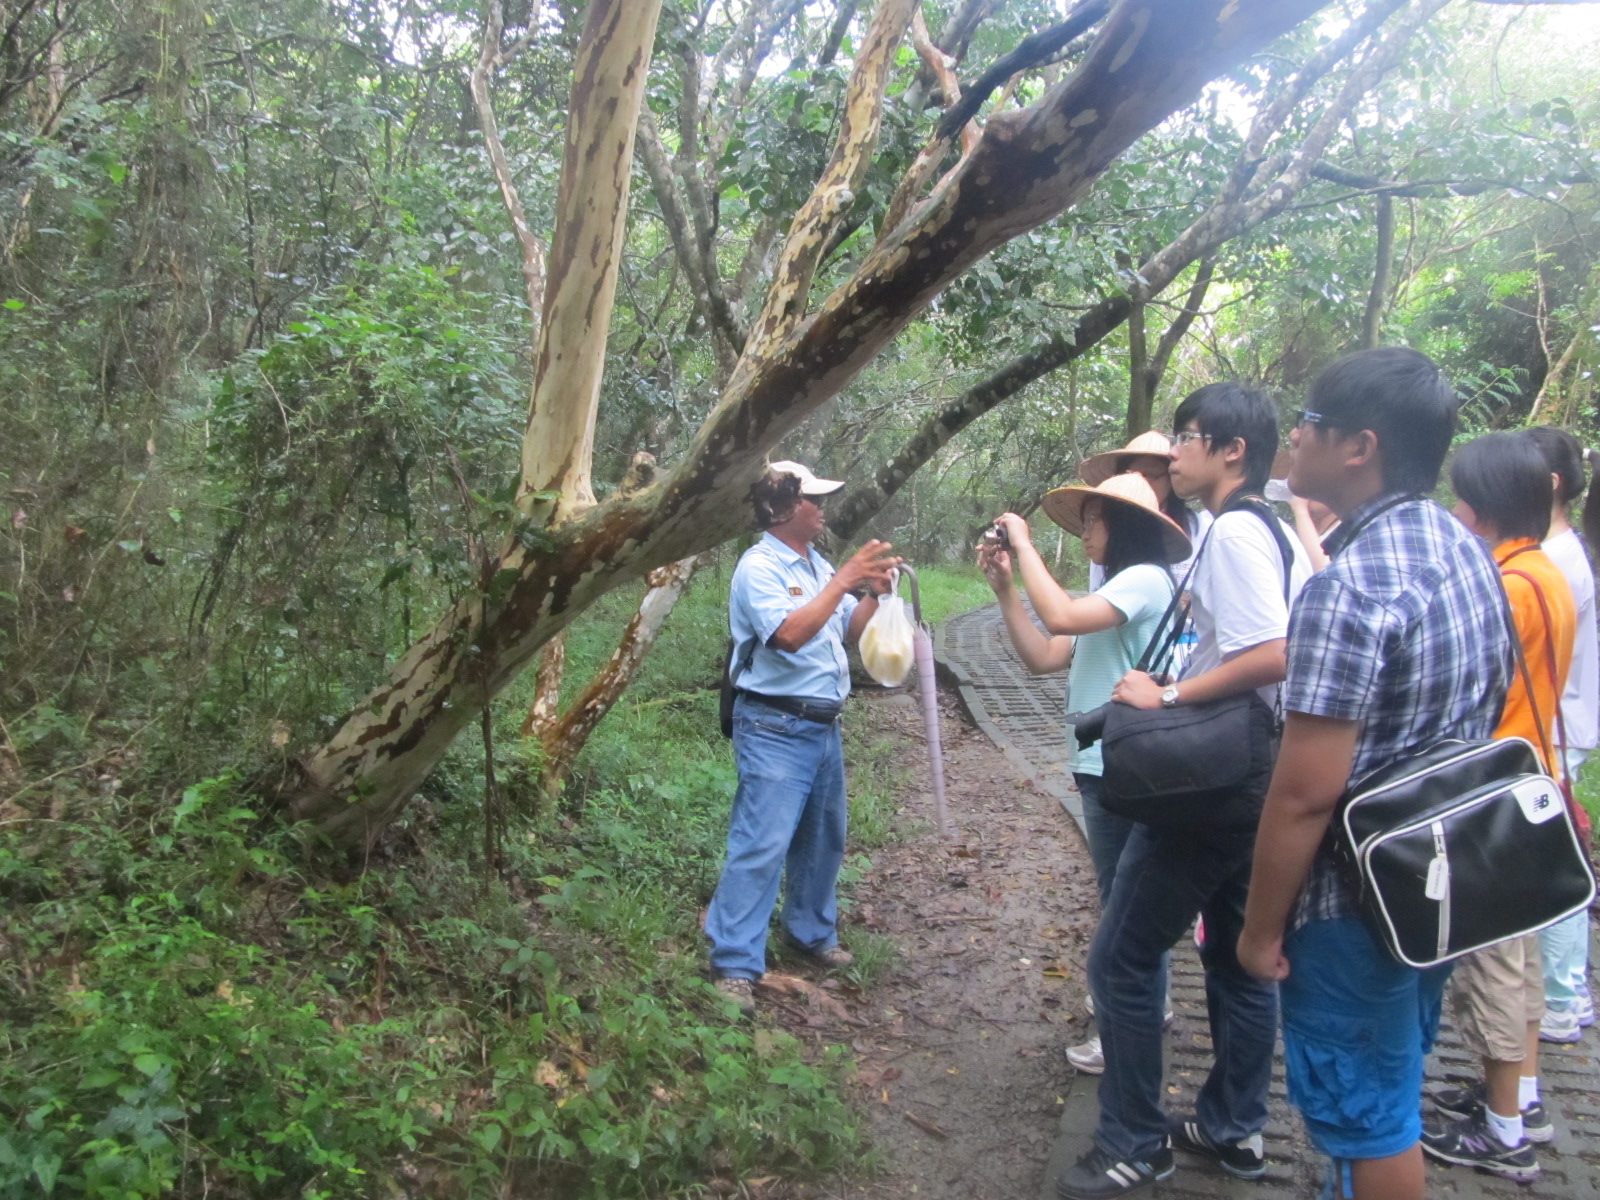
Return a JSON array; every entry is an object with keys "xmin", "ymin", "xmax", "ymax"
[{"xmin": 1160, "ymin": 684, "xmax": 1181, "ymax": 708}]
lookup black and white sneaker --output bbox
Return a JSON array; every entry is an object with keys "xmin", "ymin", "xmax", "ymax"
[
  {"xmin": 1166, "ymin": 1113, "xmax": 1266, "ymax": 1179},
  {"xmin": 1421, "ymin": 1113, "xmax": 1540, "ymax": 1182},
  {"xmin": 1431, "ymin": 1082, "xmax": 1553, "ymax": 1144},
  {"xmin": 1055, "ymin": 1144, "xmax": 1175, "ymax": 1199}
]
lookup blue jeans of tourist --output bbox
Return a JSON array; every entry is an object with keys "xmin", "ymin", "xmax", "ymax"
[
  {"xmin": 706, "ymin": 693, "xmax": 847, "ymax": 981},
  {"xmin": 1075, "ymin": 772, "xmax": 1135, "ymax": 908},
  {"xmin": 1087, "ymin": 821, "xmax": 1277, "ymax": 1160}
]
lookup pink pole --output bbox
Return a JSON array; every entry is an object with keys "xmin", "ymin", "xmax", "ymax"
[{"xmin": 913, "ymin": 623, "xmax": 952, "ymax": 838}]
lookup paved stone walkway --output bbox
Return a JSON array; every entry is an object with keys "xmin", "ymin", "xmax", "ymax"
[{"xmin": 936, "ymin": 602, "xmax": 1600, "ymax": 1200}]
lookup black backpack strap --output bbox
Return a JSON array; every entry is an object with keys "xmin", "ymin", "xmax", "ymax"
[
  {"xmin": 728, "ymin": 636, "xmax": 757, "ymax": 688},
  {"xmin": 1226, "ymin": 493, "xmax": 1296, "ymax": 605},
  {"xmin": 1135, "ymin": 529, "xmax": 1208, "ymax": 675}
]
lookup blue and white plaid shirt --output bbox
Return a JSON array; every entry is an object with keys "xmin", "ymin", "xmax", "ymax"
[{"xmin": 1286, "ymin": 494, "xmax": 1514, "ymax": 926}]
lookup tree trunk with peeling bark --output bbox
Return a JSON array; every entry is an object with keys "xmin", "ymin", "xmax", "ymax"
[{"xmin": 281, "ymin": 0, "xmax": 1336, "ymax": 852}]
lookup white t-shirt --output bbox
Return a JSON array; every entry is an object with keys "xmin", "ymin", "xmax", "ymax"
[
  {"xmin": 1183, "ymin": 507, "xmax": 1311, "ymax": 707},
  {"xmin": 1543, "ymin": 528, "xmax": 1599, "ymax": 752}
]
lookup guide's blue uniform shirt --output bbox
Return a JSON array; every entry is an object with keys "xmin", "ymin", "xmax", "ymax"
[
  {"xmin": 728, "ymin": 532, "xmax": 858, "ymax": 702},
  {"xmin": 708, "ymin": 530, "xmax": 855, "ymax": 981}
]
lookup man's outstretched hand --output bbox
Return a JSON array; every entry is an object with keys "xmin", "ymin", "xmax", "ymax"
[{"xmin": 837, "ymin": 539, "xmax": 902, "ymax": 596}]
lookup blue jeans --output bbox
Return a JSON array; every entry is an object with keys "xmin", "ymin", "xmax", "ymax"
[
  {"xmin": 706, "ymin": 694, "xmax": 847, "ymax": 980},
  {"xmin": 1281, "ymin": 916, "xmax": 1451, "ymax": 1161},
  {"xmin": 1087, "ymin": 821, "xmax": 1277, "ymax": 1160},
  {"xmin": 1075, "ymin": 772, "xmax": 1135, "ymax": 908}
]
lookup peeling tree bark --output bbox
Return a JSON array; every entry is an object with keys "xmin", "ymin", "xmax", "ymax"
[
  {"xmin": 283, "ymin": 0, "xmax": 1342, "ymax": 851},
  {"xmin": 518, "ymin": 0, "xmax": 665, "ymax": 523}
]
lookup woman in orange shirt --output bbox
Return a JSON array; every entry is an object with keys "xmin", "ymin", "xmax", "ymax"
[{"xmin": 1421, "ymin": 432, "xmax": 1577, "ymax": 1183}]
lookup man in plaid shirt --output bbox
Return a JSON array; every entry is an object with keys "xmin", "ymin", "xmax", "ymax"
[{"xmin": 1238, "ymin": 348, "xmax": 1514, "ymax": 1200}]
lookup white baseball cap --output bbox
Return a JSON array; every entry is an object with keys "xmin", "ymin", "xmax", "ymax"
[{"xmin": 769, "ymin": 459, "xmax": 845, "ymax": 496}]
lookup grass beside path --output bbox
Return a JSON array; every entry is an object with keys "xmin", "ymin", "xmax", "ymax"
[{"xmin": 1, "ymin": 554, "xmax": 987, "ymax": 1200}]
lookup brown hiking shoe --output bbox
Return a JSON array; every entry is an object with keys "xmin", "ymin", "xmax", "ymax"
[
  {"xmin": 714, "ymin": 977, "xmax": 756, "ymax": 1016},
  {"xmin": 806, "ymin": 944, "xmax": 854, "ymax": 968}
]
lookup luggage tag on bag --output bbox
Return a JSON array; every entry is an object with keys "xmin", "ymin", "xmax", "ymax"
[
  {"xmin": 1425, "ymin": 822, "xmax": 1450, "ymax": 902},
  {"xmin": 1425, "ymin": 854, "xmax": 1450, "ymax": 901},
  {"xmin": 1513, "ymin": 778, "xmax": 1562, "ymax": 825}
]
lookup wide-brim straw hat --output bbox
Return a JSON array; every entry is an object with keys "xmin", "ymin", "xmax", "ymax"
[
  {"xmin": 1079, "ymin": 430, "xmax": 1173, "ymax": 487},
  {"xmin": 1040, "ymin": 471, "xmax": 1193, "ymax": 564}
]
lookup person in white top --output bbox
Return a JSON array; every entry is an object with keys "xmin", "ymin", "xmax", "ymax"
[{"xmin": 1523, "ymin": 427, "xmax": 1600, "ymax": 1044}]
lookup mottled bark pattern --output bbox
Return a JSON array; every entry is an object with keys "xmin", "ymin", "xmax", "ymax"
[
  {"xmin": 286, "ymin": 0, "xmax": 1335, "ymax": 849},
  {"xmin": 519, "ymin": 0, "xmax": 665, "ymax": 522}
]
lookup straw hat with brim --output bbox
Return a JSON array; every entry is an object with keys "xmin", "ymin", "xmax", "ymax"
[
  {"xmin": 1079, "ymin": 430, "xmax": 1174, "ymax": 487},
  {"xmin": 1039, "ymin": 471, "xmax": 1193, "ymax": 564}
]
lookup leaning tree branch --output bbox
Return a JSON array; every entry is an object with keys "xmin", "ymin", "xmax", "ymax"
[
  {"xmin": 284, "ymin": 0, "xmax": 1340, "ymax": 850},
  {"xmin": 517, "ymin": 0, "xmax": 665, "ymax": 521},
  {"xmin": 878, "ymin": 6, "xmax": 986, "ymax": 240},
  {"xmin": 743, "ymin": 0, "xmax": 917, "ymax": 358}
]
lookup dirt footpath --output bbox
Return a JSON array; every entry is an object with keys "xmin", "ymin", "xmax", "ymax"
[{"xmin": 791, "ymin": 688, "xmax": 1101, "ymax": 1200}]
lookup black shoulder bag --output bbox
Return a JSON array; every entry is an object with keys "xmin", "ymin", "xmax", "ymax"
[
  {"xmin": 1067, "ymin": 492, "xmax": 1296, "ymax": 833},
  {"xmin": 1338, "ymin": 539, "xmax": 1595, "ymax": 967}
]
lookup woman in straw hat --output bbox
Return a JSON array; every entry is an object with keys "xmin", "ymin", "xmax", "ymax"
[
  {"xmin": 979, "ymin": 470, "xmax": 1192, "ymax": 1009},
  {"xmin": 1081, "ymin": 430, "xmax": 1207, "ymax": 589},
  {"xmin": 980, "ymin": 474, "xmax": 1191, "ymax": 1070}
]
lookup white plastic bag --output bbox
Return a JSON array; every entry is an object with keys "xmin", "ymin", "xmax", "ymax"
[{"xmin": 859, "ymin": 575, "xmax": 915, "ymax": 687}]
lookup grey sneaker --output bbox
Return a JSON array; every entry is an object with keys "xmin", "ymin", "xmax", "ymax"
[
  {"xmin": 1065, "ymin": 1036, "xmax": 1104, "ymax": 1074},
  {"xmin": 714, "ymin": 977, "xmax": 756, "ymax": 1016},
  {"xmin": 1421, "ymin": 1112, "xmax": 1540, "ymax": 1181},
  {"xmin": 1431, "ymin": 1082, "xmax": 1553, "ymax": 1144},
  {"xmin": 1540, "ymin": 1007, "xmax": 1582, "ymax": 1043}
]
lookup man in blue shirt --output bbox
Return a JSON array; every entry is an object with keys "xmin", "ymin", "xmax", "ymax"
[
  {"xmin": 707, "ymin": 460, "xmax": 900, "ymax": 1015},
  {"xmin": 1238, "ymin": 349, "xmax": 1513, "ymax": 1200}
]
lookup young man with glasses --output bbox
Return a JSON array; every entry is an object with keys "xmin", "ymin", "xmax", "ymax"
[
  {"xmin": 1055, "ymin": 384, "xmax": 1310, "ymax": 1199},
  {"xmin": 706, "ymin": 461, "xmax": 899, "ymax": 1016},
  {"xmin": 1237, "ymin": 349, "xmax": 1514, "ymax": 1200}
]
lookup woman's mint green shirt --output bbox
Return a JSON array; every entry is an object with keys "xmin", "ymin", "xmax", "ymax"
[{"xmin": 1066, "ymin": 562, "xmax": 1175, "ymax": 776}]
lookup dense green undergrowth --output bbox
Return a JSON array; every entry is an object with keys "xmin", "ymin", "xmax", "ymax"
[{"xmin": 0, "ymin": 564, "xmax": 991, "ymax": 1199}]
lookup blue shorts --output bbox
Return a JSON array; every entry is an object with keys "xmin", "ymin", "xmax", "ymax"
[{"xmin": 1280, "ymin": 915, "xmax": 1453, "ymax": 1161}]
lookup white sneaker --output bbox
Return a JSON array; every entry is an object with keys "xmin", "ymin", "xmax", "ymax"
[
  {"xmin": 1066, "ymin": 1036, "xmax": 1105, "ymax": 1074},
  {"xmin": 1578, "ymin": 986, "xmax": 1595, "ymax": 1028},
  {"xmin": 1540, "ymin": 1007, "xmax": 1582, "ymax": 1043}
]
